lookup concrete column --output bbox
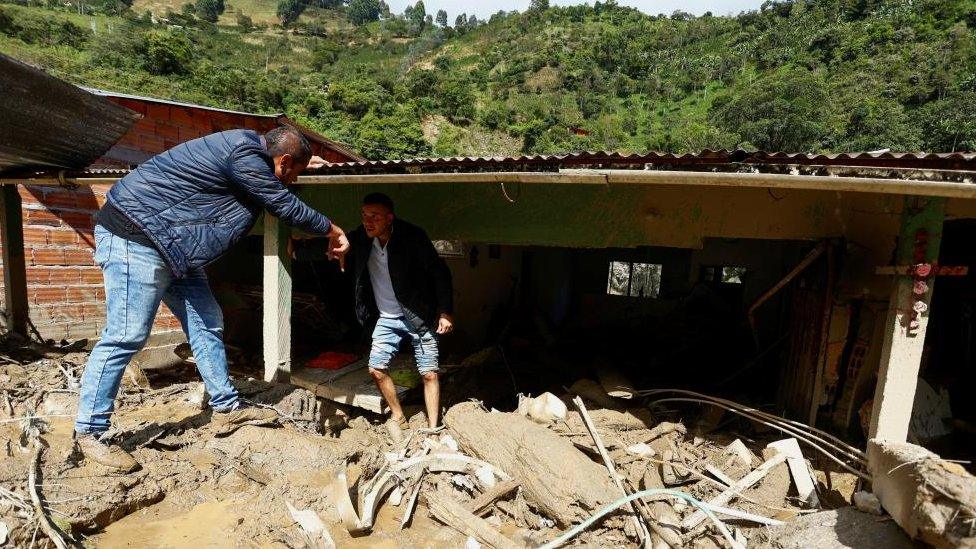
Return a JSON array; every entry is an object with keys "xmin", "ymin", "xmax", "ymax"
[
  {"xmin": 868, "ymin": 196, "xmax": 945, "ymax": 442},
  {"xmin": 262, "ymin": 213, "xmax": 291, "ymax": 383}
]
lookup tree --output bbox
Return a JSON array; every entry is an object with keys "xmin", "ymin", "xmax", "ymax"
[
  {"xmin": 711, "ymin": 67, "xmax": 831, "ymax": 151},
  {"xmin": 194, "ymin": 0, "xmax": 224, "ymax": 23},
  {"xmin": 454, "ymin": 13, "xmax": 466, "ymax": 30},
  {"xmin": 236, "ymin": 12, "xmax": 254, "ymax": 31},
  {"xmin": 180, "ymin": 2, "xmax": 195, "ymax": 16},
  {"xmin": 347, "ymin": 0, "xmax": 381, "ymax": 25},
  {"xmin": 404, "ymin": 0, "xmax": 425, "ymax": 33},
  {"xmin": 529, "ymin": 0, "xmax": 549, "ymax": 10},
  {"xmin": 435, "ymin": 9, "xmax": 447, "ymax": 27},
  {"xmin": 141, "ymin": 29, "xmax": 193, "ymax": 75},
  {"xmin": 276, "ymin": 0, "xmax": 305, "ymax": 26}
]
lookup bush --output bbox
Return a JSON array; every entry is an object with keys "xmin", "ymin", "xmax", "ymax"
[{"xmin": 141, "ymin": 29, "xmax": 194, "ymax": 75}]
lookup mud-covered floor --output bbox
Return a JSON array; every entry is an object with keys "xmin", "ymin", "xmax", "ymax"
[{"xmin": 0, "ymin": 337, "xmax": 917, "ymax": 548}]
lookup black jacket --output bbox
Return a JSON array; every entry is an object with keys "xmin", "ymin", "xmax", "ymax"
[
  {"xmin": 295, "ymin": 218, "xmax": 454, "ymax": 330},
  {"xmin": 348, "ymin": 219, "xmax": 453, "ymax": 330}
]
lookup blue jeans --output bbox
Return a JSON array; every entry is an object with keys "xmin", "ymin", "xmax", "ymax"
[
  {"xmin": 75, "ymin": 225, "xmax": 239, "ymax": 435},
  {"xmin": 368, "ymin": 316, "xmax": 439, "ymax": 374}
]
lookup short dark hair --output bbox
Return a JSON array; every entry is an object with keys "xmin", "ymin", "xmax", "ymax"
[
  {"xmin": 264, "ymin": 126, "xmax": 312, "ymax": 165},
  {"xmin": 363, "ymin": 192, "xmax": 394, "ymax": 212}
]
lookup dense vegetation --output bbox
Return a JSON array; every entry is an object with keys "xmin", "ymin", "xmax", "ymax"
[{"xmin": 1, "ymin": 0, "xmax": 974, "ymax": 158}]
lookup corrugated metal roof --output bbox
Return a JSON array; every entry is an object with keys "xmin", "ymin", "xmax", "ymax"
[
  {"xmin": 312, "ymin": 149, "xmax": 976, "ymax": 174},
  {"xmin": 0, "ymin": 55, "xmax": 141, "ymax": 174}
]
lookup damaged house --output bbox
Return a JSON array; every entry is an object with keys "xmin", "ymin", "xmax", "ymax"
[{"xmin": 0, "ymin": 54, "xmax": 974, "ymax": 548}]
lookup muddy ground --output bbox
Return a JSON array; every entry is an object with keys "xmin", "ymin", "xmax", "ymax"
[{"xmin": 0, "ymin": 339, "xmax": 915, "ymax": 548}]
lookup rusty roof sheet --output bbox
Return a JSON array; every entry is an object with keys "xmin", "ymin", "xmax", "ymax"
[
  {"xmin": 309, "ymin": 149, "xmax": 976, "ymax": 174},
  {"xmin": 0, "ymin": 55, "xmax": 141, "ymax": 174}
]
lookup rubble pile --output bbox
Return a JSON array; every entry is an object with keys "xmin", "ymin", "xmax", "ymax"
[{"xmin": 0, "ymin": 336, "xmax": 969, "ymax": 548}]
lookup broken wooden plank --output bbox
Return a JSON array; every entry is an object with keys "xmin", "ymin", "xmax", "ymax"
[
  {"xmin": 766, "ymin": 438, "xmax": 820, "ymax": 508},
  {"xmin": 29, "ymin": 445, "xmax": 70, "ymax": 549},
  {"xmin": 704, "ymin": 464, "xmax": 735, "ymax": 487},
  {"xmin": 286, "ymin": 501, "xmax": 335, "ymax": 549},
  {"xmin": 572, "ymin": 396, "xmax": 651, "ymax": 545},
  {"xmin": 425, "ymin": 493, "xmax": 518, "ymax": 549},
  {"xmin": 466, "ymin": 479, "xmax": 520, "ymax": 517},
  {"xmin": 682, "ymin": 452, "xmax": 788, "ymax": 530}
]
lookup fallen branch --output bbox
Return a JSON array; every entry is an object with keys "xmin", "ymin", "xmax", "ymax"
[
  {"xmin": 425, "ymin": 493, "xmax": 518, "ymax": 549},
  {"xmin": 28, "ymin": 444, "xmax": 71, "ymax": 549}
]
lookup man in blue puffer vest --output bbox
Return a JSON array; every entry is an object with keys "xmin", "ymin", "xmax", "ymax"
[{"xmin": 74, "ymin": 126, "xmax": 348, "ymax": 472}]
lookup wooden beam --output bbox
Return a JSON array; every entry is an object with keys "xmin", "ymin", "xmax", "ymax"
[
  {"xmin": 0, "ymin": 185, "xmax": 28, "ymax": 336},
  {"xmin": 262, "ymin": 213, "xmax": 291, "ymax": 382},
  {"xmin": 869, "ymin": 196, "xmax": 946, "ymax": 442}
]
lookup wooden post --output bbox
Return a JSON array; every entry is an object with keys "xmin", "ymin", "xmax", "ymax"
[
  {"xmin": 263, "ymin": 213, "xmax": 291, "ymax": 382},
  {"xmin": 0, "ymin": 184, "xmax": 28, "ymax": 337},
  {"xmin": 868, "ymin": 196, "xmax": 946, "ymax": 442}
]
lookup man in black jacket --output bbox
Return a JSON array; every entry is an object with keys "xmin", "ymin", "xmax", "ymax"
[{"xmin": 300, "ymin": 193, "xmax": 453, "ymax": 430}]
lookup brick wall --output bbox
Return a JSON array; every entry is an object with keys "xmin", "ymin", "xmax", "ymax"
[
  {"xmin": 0, "ymin": 184, "xmax": 182, "ymax": 342},
  {"xmin": 0, "ymin": 94, "xmax": 357, "ymax": 348}
]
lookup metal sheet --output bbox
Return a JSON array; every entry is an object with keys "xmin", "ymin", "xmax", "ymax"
[{"xmin": 0, "ymin": 54, "xmax": 141, "ymax": 174}]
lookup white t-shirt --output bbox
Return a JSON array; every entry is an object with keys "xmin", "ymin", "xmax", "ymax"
[{"xmin": 367, "ymin": 237, "xmax": 403, "ymax": 318}]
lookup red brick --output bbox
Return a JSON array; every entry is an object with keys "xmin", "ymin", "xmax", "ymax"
[
  {"xmin": 81, "ymin": 303, "xmax": 105, "ymax": 319},
  {"xmin": 26, "ymin": 267, "xmax": 50, "ymax": 284},
  {"xmin": 146, "ymin": 103, "xmax": 172, "ymax": 120},
  {"xmin": 26, "ymin": 209, "xmax": 61, "ymax": 227},
  {"xmin": 64, "ymin": 249, "xmax": 94, "ymax": 266},
  {"xmin": 47, "ymin": 229, "xmax": 78, "ymax": 245},
  {"xmin": 32, "ymin": 286, "xmax": 66, "ymax": 304},
  {"xmin": 79, "ymin": 268, "xmax": 103, "ymax": 284},
  {"xmin": 118, "ymin": 98, "xmax": 147, "ymax": 115},
  {"xmin": 60, "ymin": 211, "xmax": 94, "ymax": 230},
  {"xmin": 22, "ymin": 227, "xmax": 49, "ymax": 245},
  {"xmin": 31, "ymin": 248, "xmax": 65, "ymax": 265},
  {"xmin": 19, "ymin": 186, "xmax": 42, "ymax": 204},
  {"xmin": 67, "ymin": 321, "xmax": 100, "ymax": 339},
  {"xmin": 155, "ymin": 122, "xmax": 180, "ymax": 140},
  {"xmin": 66, "ymin": 286, "xmax": 103, "ymax": 303},
  {"xmin": 47, "ymin": 267, "xmax": 83, "ymax": 284},
  {"xmin": 39, "ymin": 190, "xmax": 78, "ymax": 209}
]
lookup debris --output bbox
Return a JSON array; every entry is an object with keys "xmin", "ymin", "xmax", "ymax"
[
  {"xmin": 683, "ymin": 451, "xmax": 789, "ymax": 529},
  {"xmin": 642, "ymin": 421, "xmax": 687, "ymax": 442},
  {"xmin": 425, "ymin": 493, "xmax": 519, "ymax": 549},
  {"xmin": 0, "ymin": 522, "xmax": 6, "ymax": 544},
  {"xmin": 702, "ymin": 502, "xmax": 785, "ymax": 526},
  {"xmin": 444, "ymin": 402, "xmax": 616, "ymax": 526},
  {"xmin": 852, "ymin": 491, "xmax": 882, "ymax": 515},
  {"xmin": 400, "ymin": 475, "xmax": 425, "ymax": 529},
  {"xmin": 389, "ymin": 486, "xmax": 404, "ymax": 506},
  {"xmin": 521, "ymin": 392, "xmax": 568, "ymax": 424},
  {"xmin": 625, "ymin": 443, "xmax": 655, "ymax": 458},
  {"xmin": 705, "ymin": 464, "xmax": 735, "ymax": 487},
  {"xmin": 568, "ymin": 379, "xmax": 618, "ymax": 409},
  {"xmin": 725, "ymin": 439, "xmax": 755, "ymax": 467},
  {"xmin": 867, "ymin": 438, "xmax": 976, "ymax": 547},
  {"xmin": 440, "ymin": 433, "xmax": 460, "ymax": 452},
  {"xmin": 571, "ymin": 396, "xmax": 651, "ymax": 544},
  {"xmin": 28, "ymin": 444, "xmax": 71, "ymax": 549},
  {"xmin": 595, "ymin": 362, "xmax": 635, "ymax": 400},
  {"xmin": 766, "ymin": 438, "xmax": 820, "ymax": 508},
  {"xmin": 474, "ymin": 464, "xmax": 497, "ymax": 489},
  {"xmin": 452, "ymin": 474, "xmax": 476, "ymax": 492},
  {"xmin": 331, "ymin": 451, "xmax": 511, "ymax": 532},
  {"xmin": 285, "ymin": 501, "xmax": 336, "ymax": 549},
  {"xmin": 465, "ymin": 536, "xmax": 482, "ymax": 549},
  {"xmin": 466, "ymin": 479, "xmax": 520, "ymax": 517},
  {"xmin": 909, "ymin": 378, "xmax": 953, "ymax": 442}
]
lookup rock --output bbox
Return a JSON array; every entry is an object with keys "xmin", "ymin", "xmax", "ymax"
[
  {"xmin": 524, "ymin": 392, "xmax": 567, "ymax": 424},
  {"xmin": 853, "ymin": 491, "xmax": 882, "ymax": 515},
  {"xmin": 626, "ymin": 443, "xmax": 655, "ymax": 458}
]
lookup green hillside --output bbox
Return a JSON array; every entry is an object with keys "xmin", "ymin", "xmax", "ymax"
[{"xmin": 0, "ymin": 0, "xmax": 974, "ymax": 159}]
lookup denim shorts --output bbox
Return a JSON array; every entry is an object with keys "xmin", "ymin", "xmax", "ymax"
[{"xmin": 368, "ymin": 316, "xmax": 439, "ymax": 374}]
